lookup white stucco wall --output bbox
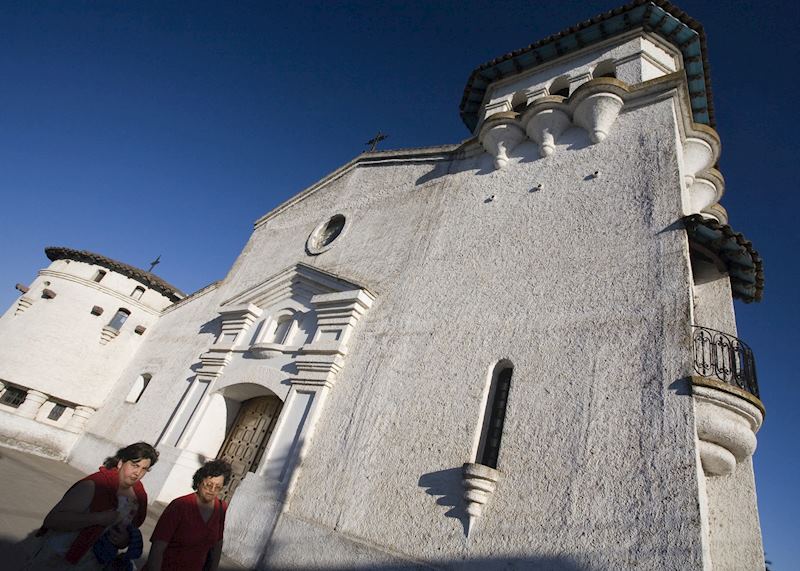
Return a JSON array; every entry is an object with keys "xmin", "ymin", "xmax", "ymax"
[
  {"xmin": 0, "ymin": 22, "xmax": 764, "ymax": 569},
  {"xmin": 0, "ymin": 259, "xmax": 171, "ymax": 411},
  {"xmin": 230, "ymin": 96, "xmax": 704, "ymax": 569}
]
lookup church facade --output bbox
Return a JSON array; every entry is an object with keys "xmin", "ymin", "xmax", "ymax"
[{"xmin": 0, "ymin": 2, "xmax": 767, "ymax": 569}]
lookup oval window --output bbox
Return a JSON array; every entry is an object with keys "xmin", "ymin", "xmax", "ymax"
[{"xmin": 307, "ymin": 214, "xmax": 347, "ymax": 254}]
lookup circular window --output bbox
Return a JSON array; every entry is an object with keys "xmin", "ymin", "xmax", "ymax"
[{"xmin": 306, "ymin": 214, "xmax": 347, "ymax": 254}]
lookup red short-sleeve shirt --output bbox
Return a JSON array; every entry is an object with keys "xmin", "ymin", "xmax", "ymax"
[{"xmin": 150, "ymin": 493, "xmax": 226, "ymax": 570}]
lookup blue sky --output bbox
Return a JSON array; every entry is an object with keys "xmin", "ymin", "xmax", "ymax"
[{"xmin": 0, "ymin": 0, "xmax": 797, "ymax": 566}]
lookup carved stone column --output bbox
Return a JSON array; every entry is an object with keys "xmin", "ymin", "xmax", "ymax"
[
  {"xmin": 16, "ymin": 390, "xmax": 48, "ymax": 419},
  {"xmin": 260, "ymin": 289, "xmax": 374, "ymax": 484},
  {"xmin": 65, "ymin": 406, "xmax": 96, "ymax": 433}
]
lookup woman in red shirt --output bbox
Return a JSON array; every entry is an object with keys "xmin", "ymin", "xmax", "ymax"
[
  {"xmin": 22, "ymin": 442, "xmax": 158, "ymax": 570},
  {"xmin": 144, "ymin": 459, "xmax": 231, "ymax": 571}
]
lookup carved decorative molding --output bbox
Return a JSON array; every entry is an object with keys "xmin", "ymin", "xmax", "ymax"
[
  {"xmin": 478, "ymin": 115, "xmax": 526, "ymax": 170},
  {"xmin": 100, "ymin": 325, "xmax": 119, "ymax": 345},
  {"xmin": 478, "ymin": 79, "xmax": 636, "ymax": 169},
  {"xmin": 215, "ymin": 303, "xmax": 263, "ymax": 347},
  {"xmin": 15, "ymin": 296, "xmax": 33, "ymax": 315},
  {"xmin": 462, "ymin": 462, "xmax": 500, "ymax": 537},
  {"xmin": 525, "ymin": 104, "xmax": 571, "ymax": 157},
  {"xmin": 290, "ymin": 289, "xmax": 375, "ymax": 389}
]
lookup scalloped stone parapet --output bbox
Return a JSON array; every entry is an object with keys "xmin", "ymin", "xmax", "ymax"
[
  {"xmin": 688, "ymin": 168, "xmax": 724, "ymax": 215},
  {"xmin": 462, "ymin": 462, "xmax": 500, "ymax": 537},
  {"xmin": 682, "ymin": 136, "xmax": 718, "ymax": 187},
  {"xmin": 572, "ymin": 91, "xmax": 624, "ymax": 143},
  {"xmin": 701, "ymin": 202, "xmax": 728, "ymax": 225},
  {"xmin": 691, "ymin": 377, "xmax": 764, "ymax": 477},
  {"xmin": 522, "ymin": 104, "xmax": 571, "ymax": 157},
  {"xmin": 478, "ymin": 115, "xmax": 526, "ymax": 170}
]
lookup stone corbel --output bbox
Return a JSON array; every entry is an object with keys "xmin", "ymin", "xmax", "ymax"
[
  {"xmin": 691, "ymin": 377, "xmax": 764, "ymax": 477},
  {"xmin": 521, "ymin": 100, "xmax": 571, "ymax": 157},
  {"xmin": 479, "ymin": 113, "xmax": 526, "ymax": 170},
  {"xmin": 100, "ymin": 325, "xmax": 119, "ymax": 345},
  {"xmin": 682, "ymin": 133, "xmax": 720, "ymax": 187},
  {"xmin": 462, "ymin": 462, "xmax": 500, "ymax": 537},
  {"xmin": 572, "ymin": 91, "xmax": 624, "ymax": 143},
  {"xmin": 702, "ymin": 203, "xmax": 728, "ymax": 225},
  {"xmin": 15, "ymin": 296, "xmax": 33, "ymax": 315},
  {"xmin": 687, "ymin": 168, "xmax": 725, "ymax": 220}
]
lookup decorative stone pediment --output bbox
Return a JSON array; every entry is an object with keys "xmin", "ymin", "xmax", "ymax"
[
  {"xmin": 197, "ymin": 264, "xmax": 374, "ymax": 383},
  {"xmin": 221, "ymin": 263, "xmax": 362, "ymax": 310}
]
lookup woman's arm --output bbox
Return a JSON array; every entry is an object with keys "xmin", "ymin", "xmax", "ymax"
[
  {"xmin": 145, "ymin": 540, "xmax": 168, "ymax": 571},
  {"xmin": 206, "ymin": 539, "xmax": 223, "ymax": 571},
  {"xmin": 42, "ymin": 481, "xmax": 120, "ymax": 531}
]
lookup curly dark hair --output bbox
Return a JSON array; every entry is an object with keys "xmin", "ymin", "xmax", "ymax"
[
  {"xmin": 191, "ymin": 459, "xmax": 232, "ymax": 490},
  {"xmin": 102, "ymin": 442, "xmax": 159, "ymax": 469}
]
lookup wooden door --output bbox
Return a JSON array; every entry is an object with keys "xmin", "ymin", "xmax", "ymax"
[{"xmin": 217, "ymin": 395, "xmax": 282, "ymax": 501}]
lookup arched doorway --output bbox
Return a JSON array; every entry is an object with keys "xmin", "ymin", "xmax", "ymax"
[{"xmin": 216, "ymin": 395, "xmax": 283, "ymax": 500}]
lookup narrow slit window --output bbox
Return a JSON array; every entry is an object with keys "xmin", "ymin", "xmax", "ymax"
[
  {"xmin": 476, "ymin": 363, "xmax": 514, "ymax": 469},
  {"xmin": 93, "ymin": 270, "xmax": 107, "ymax": 283},
  {"xmin": 108, "ymin": 308, "xmax": 131, "ymax": 331},
  {"xmin": 131, "ymin": 286, "xmax": 145, "ymax": 300}
]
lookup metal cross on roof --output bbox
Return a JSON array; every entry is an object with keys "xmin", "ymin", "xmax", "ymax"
[
  {"xmin": 148, "ymin": 255, "xmax": 161, "ymax": 273},
  {"xmin": 365, "ymin": 131, "xmax": 387, "ymax": 152}
]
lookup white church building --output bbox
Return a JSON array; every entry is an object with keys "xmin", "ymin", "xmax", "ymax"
[{"xmin": 0, "ymin": 1, "xmax": 767, "ymax": 569}]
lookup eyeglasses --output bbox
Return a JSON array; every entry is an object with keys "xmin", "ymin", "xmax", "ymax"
[{"xmin": 201, "ymin": 481, "xmax": 224, "ymax": 492}]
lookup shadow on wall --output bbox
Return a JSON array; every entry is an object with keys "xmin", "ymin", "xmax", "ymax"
[
  {"xmin": 258, "ymin": 553, "xmax": 593, "ymax": 571},
  {"xmin": 415, "ymin": 153, "xmax": 495, "ymax": 186},
  {"xmin": 418, "ymin": 467, "xmax": 469, "ymax": 536},
  {"xmin": 199, "ymin": 316, "xmax": 223, "ymax": 336},
  {"xmin": 1, "ymin": 532, "xmax": 251, "ymax": 571},
  {"xmin": 415, "ymin": 128, "xmax": 594, "ymax": 187}
]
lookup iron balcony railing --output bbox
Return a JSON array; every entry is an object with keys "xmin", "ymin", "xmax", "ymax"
[{"xmin": 692, "ymin": 325, "xmax": 759, "ymax": 399}]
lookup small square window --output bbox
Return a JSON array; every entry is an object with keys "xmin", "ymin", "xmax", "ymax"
[
  {"xmin": 48, "ymin": 403, "xmax": 67, "ymax": 421},
  {"xmin": 0, "ymin": 386, "xmax": 27, "ymax": 408}
]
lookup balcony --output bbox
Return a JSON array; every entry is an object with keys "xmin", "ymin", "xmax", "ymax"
[
  {"xmin": 692, "ymin": 325, "xmax": 759, "ymax": 399},
  {"xmin": 690, "ymin": 325, "xmax": 763, "ymax": 477}
]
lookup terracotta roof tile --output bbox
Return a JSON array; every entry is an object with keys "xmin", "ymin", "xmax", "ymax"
[{"xmin": 45, "ymin": 247, "xmax": 185, "ymax": 302}]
